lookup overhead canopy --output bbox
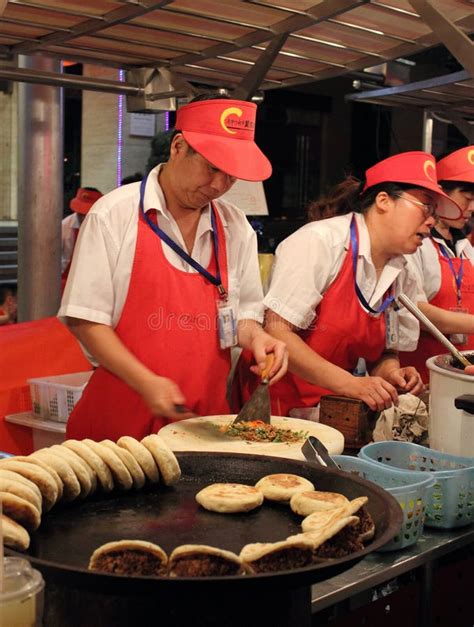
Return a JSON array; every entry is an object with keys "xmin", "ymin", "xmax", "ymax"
[{"xmin": 0, "ymin": 0, "xmax": 473, "ymax": 93}]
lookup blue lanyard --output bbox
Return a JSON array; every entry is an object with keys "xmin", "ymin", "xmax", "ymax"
[
  {"xmin": 139, "ymin": 175, "xmax": 227, "ymax": 298},
  {"xmin": 439, "ymin": 244, "xmax": 464, "ymax": 304},
  {"xmin": 350, "ymin": 216, "xmax": 394, "ymax": 314}
]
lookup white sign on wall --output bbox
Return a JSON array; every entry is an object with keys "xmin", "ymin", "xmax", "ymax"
[
  {"xmin": 220, "ymin": 180, "xmax": 268, "ymax": 216},
  {"xmin": 129, "ymin": 113, "xmax": 156, "ymax": 137}
]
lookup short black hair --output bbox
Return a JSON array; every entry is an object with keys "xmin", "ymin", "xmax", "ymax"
[{"xmin": 440, "ymin": 180, "xmax": 474, "ymax": 194}]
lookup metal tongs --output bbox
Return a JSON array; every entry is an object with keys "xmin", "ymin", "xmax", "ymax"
[{"xmin": 302, "ymin": 436, "xmax": 340, "ymax": 469}]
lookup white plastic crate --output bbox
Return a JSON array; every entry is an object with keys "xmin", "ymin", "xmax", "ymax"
[{"xmin": 28, "ymin": 371, "xmax": 92, "ymax": 423}]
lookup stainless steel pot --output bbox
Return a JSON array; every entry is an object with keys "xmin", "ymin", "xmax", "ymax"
[{"xmin": 427, "ymin": 352, "xmax": 474, "ymax": 457}]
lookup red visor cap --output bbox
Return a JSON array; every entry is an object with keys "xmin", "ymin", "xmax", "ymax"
[
  {"xmin": 437, "ymin": 146, "xmax": 474, "ymax": 184},
  {"xmin": 70, "ymin": 188, "xmax": 103, "ymax": 215},
  {"xmin": 175, "ymin": 99, "xmax": 272, "ymax": 182},
  {"xmin": 363, "ymin": 151, "xmax": 462, "ymax": 221}
]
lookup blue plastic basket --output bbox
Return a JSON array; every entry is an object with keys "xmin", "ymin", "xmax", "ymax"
[
  {"xmin": 334, "ymin": 455, "xmax": 434, "ymax": 551},
  {"xmin": 359, "ymin": 441, "xmax": 474, "ymax": 529}
]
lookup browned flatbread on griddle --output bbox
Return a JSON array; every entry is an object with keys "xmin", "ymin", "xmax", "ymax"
[
  {"xmin": 240, "ymin": 534, "xmax": 315, "ymax": 574},
  {"xmin": 31, "ymin": 448, "xmax": 81, "ymax": 502},
  {"xmin": 0, "ymin": 492, "xmax": 41, "ymax": 531},
  {"xmin": 0, "ymin": 476, "xmax": 42, "ymax": 513},
  {"xmin": 83, "ymin": 440, "xmax": 133, "ymax": 491},
  {"xmin": 49, "ymin": 444, "xmax": 95, "ymax": 497},
  {"xmin": 101, "ymin": 440, "xmax": 146, "ymax": 490},
  {"xmin": 140, "ymin": 435, "xmax": 180, "ymax": 486},
  {"xmin": 8, "ymin": 456, "xmax": 64, "ymax": 501},
  {"xmin": 196, "ymin": 483, "xmax": 264, "ymax": 513},
  {"xmin": 168, "ymin": 545, "xmax": 248, "ymax": 577},
  {"xmin": 1, "ymin": 514, "xmax": 30, "ymax": 551},
  {"xmin": 290, "ymin": 490, "xmax": 349, "ymax": 517},
  {"xmin": 117, "ymin": 436, "xmax": 160, "ymax": 484},
  {"xmin": 62, "ymin": 440, "xmax": 114, "ymax": 492},
  {"xmin": 255, "ymin": 474, "xmax": 314, "ymax": 502},
  {"xmin": 89, "ymin": 540, "xmax": 168, "ymax": 576},
  {"xmin": 0, "ymin": 460, "xmax": 59, "ymax": 511}
]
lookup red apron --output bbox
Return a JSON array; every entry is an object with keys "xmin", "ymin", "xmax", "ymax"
[
  {"xmin": 400, "ymin": 239, "xmax": 474, "ymax": 383},
  {"xmin": 237, "ymin": 223, "xmax": 387, "ymax": 416},
  {"xmin": 67, "ymin": 207, "xmax": 231, "ymax": 441},
  {"xmin": 61, "ymin": 227, "xmax": 79, "ymax": 293}
]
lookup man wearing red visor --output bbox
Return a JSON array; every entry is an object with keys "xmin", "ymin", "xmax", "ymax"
[
  {"xmin": 59, "ymin": 96, "xmax": 288, "ymax": 441},
  {"xmin": 400, "ymin": 146, "xmax": 474, "ymax": 382},
  {"xmin": 61, "ymin": 187, "xmax": 103, "ymax": 291}
]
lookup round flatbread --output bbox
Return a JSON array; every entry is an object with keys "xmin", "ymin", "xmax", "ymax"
[
  {"xmin": 240, "ymin": 535, "xmax": 315, "ymax": 574},
  {"xmin": 117, "ymin": 436, "xmax": 160, "ymax": 483},
  {"xmin": 290, "ymin": 491, "xmax": 349, "ymax": 517},
  {"xmin": 141, "ymin": 435, "xmax": 180, "ymax": 486},
  {"xmin": 32, "ymin": 448, "xmax": 81, "ymax": 502},
  {"xmin": 0, "ymin": 460, "xmax": 59, "ymax": 511},
  {"xmin": 62, "ymin": 440, "xmax": 114, "ymax": 492},
  {"xmin": 255, "ymin": 474, "xmax": 315, "ymax": 502},
  {"xmin": 83, "ymin": 440, "xmax": 133, "ymax": 491},
  {"xmin": 49, "ymin": 444, "xmax": 94, "ymax": 497},
  {"xmin": 1, "ymin": 514, "xmax": 30, "ymax": 551},
  {"xmin": 0, "ymin": 492, "xmax": 41, "ymax": 531},
  {"xmin": 89, "ymin": 540, "xmax": 168, "ymax": 576},
  {"xmin": 0, "ymin": 477, "xmax": 42, "ymax": 513},
  {"xmin": 301, "ymin": 507, "xmax": 347, "ymax": 533},
  {"xmin": 0, "ymin": 469, "xmax": 43, "ymax": 506},
  {"xmin": 9, "ymin": 456, "xmax": 64, "ymax": 500},
  {"xmin": 168, "ymin": 545, "xmax": 248, "ymax": 577},
  {"xmin": 101, "ymin": 440, "xmax": 146, "ymax": 490},
  {"xmin": 196, "ymin": 483, "xmax": 264, "ymax": 513}
]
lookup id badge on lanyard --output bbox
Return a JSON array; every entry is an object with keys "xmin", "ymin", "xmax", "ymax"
[
  {"xmin": 217, "ymin": 292, "xmax": 237, "ymax": 349},
  {"xmin": 385, "ymin": 305, "xmax": 399, "ymax": 349}
]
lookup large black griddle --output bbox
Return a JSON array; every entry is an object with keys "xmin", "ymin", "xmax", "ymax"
[{"xmin": 8, "ymin": 452, "xmax": 403, "ymax": 627}]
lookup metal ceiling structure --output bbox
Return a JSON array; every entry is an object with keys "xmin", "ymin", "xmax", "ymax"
[{"xmin": 0, "ymin": 0, "xmax": 472, "ymax": 103}]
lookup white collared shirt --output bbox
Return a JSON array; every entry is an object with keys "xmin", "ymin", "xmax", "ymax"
[
  {"xmin": 59, "ymin": 165, "xmax": 264, "ymax": 328},
  {"xmin": 61, "ymin": 213, "xmax": 80, "ymax": 273},
  {"xmin": 405, "ymin": 234, "xmax": 474, "ymax": 301},
  {"xmin": 264, "ymin": 212, "xmax": 424, "ymax": 351}
]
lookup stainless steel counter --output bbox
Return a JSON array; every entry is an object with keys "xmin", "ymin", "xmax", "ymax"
[{"xmin": 311, "ymin": 525, "xmax": 474, "ymax": 624}]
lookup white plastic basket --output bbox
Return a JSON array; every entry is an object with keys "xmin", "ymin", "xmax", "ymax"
[{"xmin": 28, "ymin": 371, "xmax": 92, "ymax": 423}]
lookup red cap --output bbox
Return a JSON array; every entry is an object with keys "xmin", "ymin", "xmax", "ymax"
[
  {"xmin": 363, "ymin": 151, "xmax": 462, "ymax": 220},
  {"xmin": 175, "ymin": 99, "xmax": 272, "ymax": 181},
  {"xmin": 437, "ymin": 146, "xmax": 474, "ymax": 184},
  {"xmin": 70, "ymin": 188, "xmax": 103, "ymax": 215}
]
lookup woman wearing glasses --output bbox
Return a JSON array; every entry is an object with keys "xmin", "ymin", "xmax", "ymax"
[
  {"xmin": 238, "ymin": 152, "xmax": 461, "ymax": 416},
  {"xmin": 400, "ymin": 146, "xmax": 474, "ymax": 382}
]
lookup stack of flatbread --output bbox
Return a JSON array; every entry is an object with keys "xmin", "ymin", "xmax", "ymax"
[{"xmin": 0, "ymin": 434, "xmax": 181, "ymax": 551}]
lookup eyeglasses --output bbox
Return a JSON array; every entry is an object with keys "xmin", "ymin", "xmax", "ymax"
[{"xmin": 393, "ymin": 194, "xmax": 438, "ymax": 219}]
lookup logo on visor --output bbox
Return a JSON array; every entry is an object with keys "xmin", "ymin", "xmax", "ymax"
[
  {"xmin": 468, "ymin": 149, "xmax": 474, "ymax": 165},
  {"xmin": 424, "ymin": 159, "xmax": 436, "ymax": 181},
  {"xmin": 220, "ymin": 107, "xmax": 243, "ymax": 135}
]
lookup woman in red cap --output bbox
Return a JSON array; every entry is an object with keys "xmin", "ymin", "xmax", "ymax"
[
  {"xmin": 400, "ymin": 146, "xmax": 474, "ymax": 382},
  {"xmin": 240, "ymin": 152, "xmax": 461, "ymax": 416},
  {"xmin": 59, "ymin": 96, "xmax": 287, "ymax": 441},
  {"xmin": 61, "ymin": 187, "xmax": 103, "ymax": 291}
]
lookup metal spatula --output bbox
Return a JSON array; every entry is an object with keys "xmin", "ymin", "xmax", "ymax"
[{"xmin": 233, "ymin": 354, "xmax": 274, "ymax": 424}]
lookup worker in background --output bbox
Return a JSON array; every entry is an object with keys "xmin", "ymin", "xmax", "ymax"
[{"xmin": 61, "ymin": 187, "xmax": 103, "ymax": 291}]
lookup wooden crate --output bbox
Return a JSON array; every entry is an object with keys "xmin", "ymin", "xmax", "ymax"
[{"xmin": 319, "ymin": 395, "xmax": 377, "ymax": 449}]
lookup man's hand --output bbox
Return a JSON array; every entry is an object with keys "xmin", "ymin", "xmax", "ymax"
[{"xmin": 138, "ymin": 375, "xmax": 195, "ymax": 422}]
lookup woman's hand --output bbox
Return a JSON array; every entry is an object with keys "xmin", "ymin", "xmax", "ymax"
[
  {"xmin": 384, "ymin": 366, "xmax": 424, "ymax": 396},
  {"xmin": 345, "ymin": 375, "xmax": 399, "ymax": 411}
]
